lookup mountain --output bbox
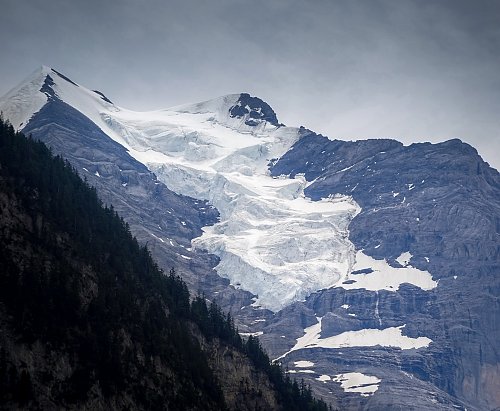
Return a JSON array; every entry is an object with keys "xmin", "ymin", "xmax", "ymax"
[
  {"xmin": 1, "ymin": 66, "xmax": 499, "ymax": 410},
  {"xmin": 0, "ymin": 118, "xmax": 330, "ymax": 410}
]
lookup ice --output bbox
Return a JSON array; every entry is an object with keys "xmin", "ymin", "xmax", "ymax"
[{"xmin": 98, "ymin": 96, "xmax": 360, "ymax": 311}]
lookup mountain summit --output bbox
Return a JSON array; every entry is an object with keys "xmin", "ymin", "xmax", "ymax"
[{"xmin": 170, "ymin": 92, "xmax": 281, "ymax": 128}]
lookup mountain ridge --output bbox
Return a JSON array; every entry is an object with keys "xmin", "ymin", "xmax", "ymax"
[{"xmin": 1, "ymin": 66, "xmax": 498, "ymax": 410}]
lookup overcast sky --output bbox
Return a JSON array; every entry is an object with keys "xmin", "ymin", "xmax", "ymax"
[{"xmin": 1, "ymin": 0, "xmax": 499, "ymax": 169}]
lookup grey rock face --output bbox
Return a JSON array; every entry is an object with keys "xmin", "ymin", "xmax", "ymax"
[
  {"xmin": 268, "ymin": 132, "xmax": 500, "ymax": 410},
  {"xmin": 228, "ymin": 93, "xmax": 281, "ymax": 127}
]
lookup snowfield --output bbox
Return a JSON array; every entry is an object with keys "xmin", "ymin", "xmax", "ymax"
[
  {"xmin": 339, "ymin": 251, "xmax": 438, "ymax": 292},
  {"xmin": 276, "ymin": 317, "xmax": 432, "ymax": 360}
]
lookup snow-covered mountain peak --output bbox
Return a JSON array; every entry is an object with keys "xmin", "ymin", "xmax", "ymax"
[
  {"xmin": 0, "ymin": 66, "xmax": 117, "ymax": 131},
  {"xmin": 168, "ymin": 92, "xmax": 281, "ymax": 132},
  {"xmin": 0, "ymin": 66, "xmax": 51, "ymax": 129},
  {"xmin": 228, "ymin": 93, "xmax": 280, "ymax": 127}
]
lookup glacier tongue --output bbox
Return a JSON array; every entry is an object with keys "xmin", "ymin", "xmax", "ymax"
[
  {"xmin": 191, "ymin": 172, "xmax": 359, "ymax": 311},
  {"xmin": 105, "ymin": 105, "xmax": 361, "ymax": 312}
]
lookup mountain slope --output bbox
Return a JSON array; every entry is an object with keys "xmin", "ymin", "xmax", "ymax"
[
  {"xmin": 1, "ymin": 67, "xmax": 499, "ymax": 410},
  {"xmin": 0, "ymin": 66, "xmax": 362, "ymax": 313},
  {"xmin": 0, "ymin": 118, "xmax": 330, "ymax": 411},
  {"xmin": 269, "ymin": 130, "xmax": 500, "ymax": 410}
]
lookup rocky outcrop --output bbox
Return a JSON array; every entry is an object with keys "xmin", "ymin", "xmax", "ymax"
[{"xmin": 268, "ymin": 133, "xmax": 500, "ymax": 410}]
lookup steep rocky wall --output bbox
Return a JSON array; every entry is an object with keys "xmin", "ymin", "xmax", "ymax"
[{"xmin": 269, "ymin": 132, "xmax": 500, "ymax": 410}]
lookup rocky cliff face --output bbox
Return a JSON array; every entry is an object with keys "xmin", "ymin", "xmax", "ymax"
[{"xmin": 268, "ymin": 130, "xmax": 500, "ymax": 410}]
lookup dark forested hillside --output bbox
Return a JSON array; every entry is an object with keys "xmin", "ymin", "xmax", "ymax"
[{"xmin": 0, "ymin": 118, "xmax": 331, "ymax": 410}]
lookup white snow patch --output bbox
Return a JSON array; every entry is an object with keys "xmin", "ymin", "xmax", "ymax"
[
  {"xmin": 332, "ymin": 372, "xmax": 381, "ymax": 397},
  {"xmin": 95, "ymin": 171, "xmax": 101, "ymax": 177},
  {"xmin": 341, "ymin": 304, "xmax": 350, "ymax": 309},
  {"xmin": 339, "ymin": 251, "xmax": 437, "ymax": 292},
  {"xmin": 0, "ymin": 66, "xmax": 50, "ymax": 130},
  {"xmin": 277, "ymin": 317, "xmax": 432, "ymax": 359},
  {"xmin": 317, "ymin": 375, "xmax": 331, "ymax": 383},
  {"xmin": 396, "ymin": 251, "xmax": 412, "ymax": 267},
  {"xmin": 294, "ymin": 360, "xmax": 315, "ymax": 368},
  {"xmin": 453, "ymin": 275, "xmax": 457, "ymax": 280},
  {"xmin": 150, "ymin": 233, "xmax": 165, "ymax": 243},
  {"xmin": 239, "ymin": 331, "xmax": 264, "ymax": 337}
]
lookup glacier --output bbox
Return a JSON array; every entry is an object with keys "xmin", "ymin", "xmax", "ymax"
[
  {"xmin": 105, "ymin": 100, "xmax": 361, "ymax": 311},
  {"xmin": 0, "ymin": 66, "xmax": 437, "ymax": 312}
]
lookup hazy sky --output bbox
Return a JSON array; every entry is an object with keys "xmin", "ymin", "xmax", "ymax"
[{"xmin": 1, "ymin": 0, "xmax": 499, "ymax": 169}]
